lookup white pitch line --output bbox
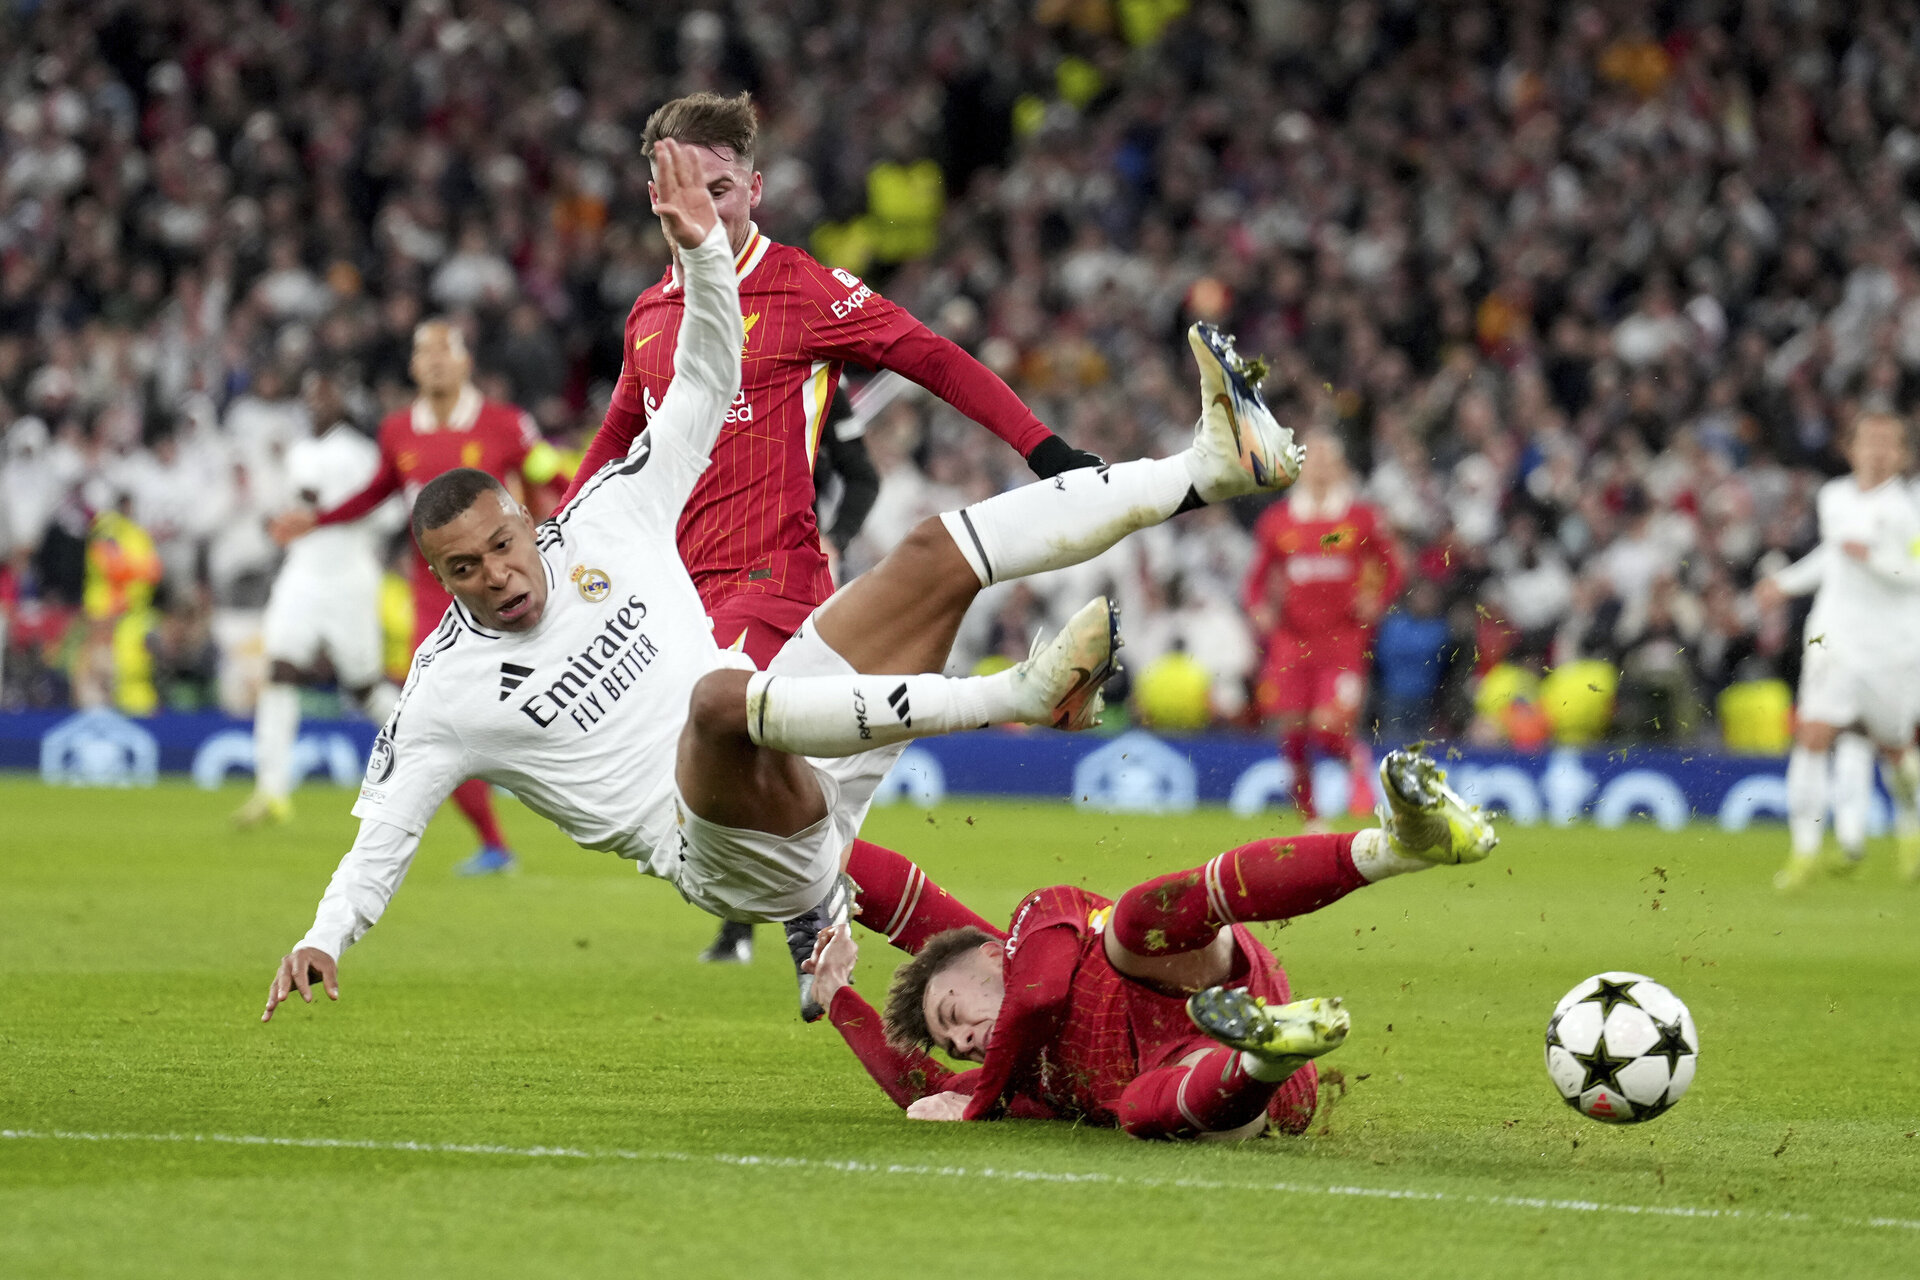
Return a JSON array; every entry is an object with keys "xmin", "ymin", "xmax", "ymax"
[{"xmin": 4, "ymin": 1128, "xmax": 1916, "ymax": 1234}]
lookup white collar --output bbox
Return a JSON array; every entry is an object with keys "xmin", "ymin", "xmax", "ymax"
[{"xmin": 1288, "ymin": 483, "xmax": 1355, "ymax": 523}]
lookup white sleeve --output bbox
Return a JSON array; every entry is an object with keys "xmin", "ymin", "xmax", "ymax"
[
  {"xmin": 636, "ymin": 221, "xmax": 744, "ymax": 505},
  {"xmin": 349, "ymin": 668, "xmax": 472, "ymax": 836},
  {"xmin": 557, "ymin": 221, "xmax": 742, "ymax": 530},
  {"xmin": 1769, "ymin": 544, "xmax": 1827, "ymax": 597},
  {"xmin": 1862, "ymin": 524, "xmax": 1920, "ymax": 589},
  {"xmin": 296, "ymin": 819, "xmax": 422, "ymax": 959}
]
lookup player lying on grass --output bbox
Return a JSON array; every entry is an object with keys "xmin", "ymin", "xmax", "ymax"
[
  {"xmin": 262, "ymin": 137, "xmax": 1306, "ymax": 1021},
  {"xmin": 804, "ymin": 750, "xmax": 1497, "ymax": 1139}
]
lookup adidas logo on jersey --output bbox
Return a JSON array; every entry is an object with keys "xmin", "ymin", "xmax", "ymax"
[
  {"xmin": 886, "ymin": 681, "xmax": 912, "ymax": 727},
  {"xmin": 499, "ymin": 662, "xmax": 535, "ymax": 700}
]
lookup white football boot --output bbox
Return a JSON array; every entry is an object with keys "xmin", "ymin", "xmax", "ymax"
[
  {"xmin": 1010, "ymin": 596, "xmax": 1121, "ymax": 731},
  {"xmin": 1185, "ymin": 322, "xmax": 1305, "ymax": 501},
  {"xmin": 1376, "ymin": 748, "xmax": 1498, "ymax": 865}
]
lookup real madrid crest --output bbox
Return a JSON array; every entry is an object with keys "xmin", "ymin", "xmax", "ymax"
[{"xmin": 570, "ymin": 564, "xmax": 611, "ymax": 602}]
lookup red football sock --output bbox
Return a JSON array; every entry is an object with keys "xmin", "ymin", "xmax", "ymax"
[
  {"xmin": 846, "ymin": 839, "xmax": 999, "ymax": 953},
  {"xmin": 1311, "ymin": 726, "xmax": 1353, "ymax": 765},
  {"xmin": 1342, "ymin": 738, "xmax": 1375, "ymax": 816},
  {"xmin": 451, "ymin": 778, "xmax": 510, "ymax": 850},
  {"xmin": 1117, "ymin": 1048, "xmax": 1280, "ymax": 1140},
  {"xmin": 1283, "ymin": 730, "xmax": 1315, "ymax": 819},
  {"xmin": 1110, "ymin": 833, "xmax": 1367, "ymax": 958}
]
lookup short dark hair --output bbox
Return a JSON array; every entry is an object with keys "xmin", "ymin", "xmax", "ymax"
[
  {"xmin": 882, "ymin": 926, "xmax": 997, "ymax": 1052},
  {"xmin": 642, "ymin": 91, "xmax": 758, "ymax": 166},
  {"xmin": 411, "ymin": 467, "xmax": 507, "ymax": 547}
]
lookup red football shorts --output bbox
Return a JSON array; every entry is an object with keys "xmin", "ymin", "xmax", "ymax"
[
  {"xmin": 1125, "ymin": 926, "xmax": 1318, "ymax": 1134},
  {"xmin": 1256, "ymin": 630, "xmax": 1369, "ymax": 719},
  {"xmin": 708, "ymin": 592, "xmax": 820, "ymax": 669}
]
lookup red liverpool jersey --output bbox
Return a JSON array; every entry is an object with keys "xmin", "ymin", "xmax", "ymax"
[
  {"xmin": 607, "ymin": 229, "xmax": 919, "ymax": 609},
  {"xmin": 969, "ymin": 886, "xmax": 1298, "ymax": 1125},
  {"xmin": 1242, "ymin": 487, "xmax": 1404, "ymax": 642},
  {"xmin": 318, "ymin": 384, "xmax": 540, "ymax": 639},
  {"xmin": 582, "ymin": 227, "xmax": 1053, "ymax": 617}
]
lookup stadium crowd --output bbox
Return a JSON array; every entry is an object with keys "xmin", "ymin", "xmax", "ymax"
[{"xmin": 0, "ymin": 0, "xmax": 1911, "ymax": 748}]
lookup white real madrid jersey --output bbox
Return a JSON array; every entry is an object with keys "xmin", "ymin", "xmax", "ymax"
[
  {"xmin": 283, "ymin": 424, "xmax": 392, "ymax": 580},
  {"xmin": 352, "ymin": 451, "xmax": 740, "ymax": 874},
  {"xmin": 1775, "ymin": 475, "xmax": 1920, "ymax": 668},
  {"xmin": 298, "ymin": 220, "xmax": 746, "ymax": 960},
  {"xmin": 351, "ymin": 223, "xmax": 747, "ymax": 874}
]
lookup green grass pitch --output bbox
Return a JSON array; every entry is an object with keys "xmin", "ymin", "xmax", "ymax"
[{"xmin": 3, "ymin": 776, "xmax": 1918, "ymax": 1278}]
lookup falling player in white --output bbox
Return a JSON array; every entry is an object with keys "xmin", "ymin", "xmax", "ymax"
[
  {"xmin": 1756, "ymin": 410, "xmax": 1920, "ymax": 888},
  {"xmin": 262, "ymin": 139, "xmax": 1304, "ymax": 1020},
  {"xmin": 234, "ymin": 368, "xmax": 403, "ymax": 827}
]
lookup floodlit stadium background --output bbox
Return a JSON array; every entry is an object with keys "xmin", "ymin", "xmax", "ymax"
[{"xmin": 0, "ymin": 1, "xmax": 1907, "ymax": 783}]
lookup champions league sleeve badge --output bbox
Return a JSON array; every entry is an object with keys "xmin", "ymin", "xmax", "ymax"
[
  {"xmin": 570, "ymin": 565, "xmax": 612, "ymax": 603},
  {"xmin": 365, "ymin": 730, "xmax": 396, "ymax": 784}
]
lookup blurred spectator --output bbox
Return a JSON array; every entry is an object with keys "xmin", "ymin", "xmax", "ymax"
[{"xmin": 1373, "ymin": 579, "xmax": 1452, "ymax": 740}]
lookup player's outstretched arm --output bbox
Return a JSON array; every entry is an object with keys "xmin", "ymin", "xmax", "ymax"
[
  {"xmin": 639, "ymin": 139, "xmax": 743, "ymax": 491},
  {"xmin": 1759, "ymin": 543, "xmax": 1828, "ymax": 607},
  {"xmin": 261, "ymin": 818, "xmax": 423, "ymax": 1023},
  {"xmin": 852, "ymin": 310, "xmax": 1099, "ymax": 475},
  {"xmin": 811, "ymin": 926, "xmax": 991, "ymax": 1112},
  {"xmin": 1850, "ymin": 524, "xmax": 1920, "ymax": 587},
  {"xmin": 271, "ymin": 450, "xmax": 405, "ymax": 544}
]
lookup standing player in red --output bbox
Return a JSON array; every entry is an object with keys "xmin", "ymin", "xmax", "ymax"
[
  {"xmin": 1243, "ymin": 427, "xmax": 1405, "ymax": 827},
  {"xmin": 807, "ymin": 751, "xmax": 1496, "ymax": 1138},
  {"xmin": 563, "ymin": 92, "xmax": 1105, "ymax": 989},
  {"xmin": 270, "ymin": 320, "xmax": 557, "ymax": 875}
]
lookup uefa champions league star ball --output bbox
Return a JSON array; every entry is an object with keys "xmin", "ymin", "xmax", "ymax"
[{"xmin": 1544, "ymin": 972, "xmax": 1698, "ymax": 1124}]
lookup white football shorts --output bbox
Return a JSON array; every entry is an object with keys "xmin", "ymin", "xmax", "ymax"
[
  {"xmin": 261, "ymin": 565, "xmax": 385, "ymax": 690},
  {"xmin": 667, "ymin": 612, "xmax": 904, "ymax": 923},
  {"xmin": 1796, "ymin": 645, "xmax": 1920, "ymax": 747}
]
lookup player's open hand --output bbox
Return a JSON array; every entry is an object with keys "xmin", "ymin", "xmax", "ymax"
[
  {"xmin": 649, "ymin": 137, "xmax": 719, "ymax": 251},
  {"xmin": 802, "ymin": 923, "xmax": 858, "ymax": 1009},
  {"xmin": 905, "ymin": 1091, "xmax": 970, "ymax": 1122},
  {"xmin": 262, "ymin": 946, "xmax": 339, "ymax": 1022}
]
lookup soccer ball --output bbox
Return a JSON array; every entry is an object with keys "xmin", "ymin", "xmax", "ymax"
[{"xmin": 1544, "ymin": 971, "xmax": 1698, "ymax": 1124}]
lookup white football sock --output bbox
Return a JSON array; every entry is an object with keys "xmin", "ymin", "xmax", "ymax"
[
  {"xmin": 746, "ymin": 668, "xmax": 1027, "ymax": 757},
  {"xmin": 1884, "ymin": 750, "xmax": 1920, "ymax": 839},
  {"xmin": 1348, "ymin": 827, "xmax": 1431, "ymax": 882},
  {"xmin": 253, "ymin": 682, "xmax": 300, "ymax": 802},
  {"xmin": 1238, "ymin": 1050, "xmax": 1307, "ymax": 1084},
  {"xmin": 1785, "ymin": 744, "xmax": 1829, "ymax": 859},
  {"xmin": 939, "ymin": 456, "xmax": 1195, "ymax": 587},
  {"xmin": 1831, "ymin": 733, "xmax": 1874, "ymax": 856}
]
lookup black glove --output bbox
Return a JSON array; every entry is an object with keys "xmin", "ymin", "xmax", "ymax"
[{"xmin": 1025, "ymin": 433, "xmax": 1106, "ymax": 478}]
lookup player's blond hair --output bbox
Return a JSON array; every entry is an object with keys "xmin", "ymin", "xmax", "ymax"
[
  {"xmin": 882, "ymin": 926, "xmax": 998, "ymax": 1052},
  {"xmin": 642, "ymin": 92, "xmax": 757, "ymax": 167}
]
